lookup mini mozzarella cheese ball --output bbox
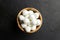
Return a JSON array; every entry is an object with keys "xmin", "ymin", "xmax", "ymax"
[
  {"xmin": 25, "ymin": 26, "xmax": 31, "ymax": 32},
  {"xmin": 35, "ymin": 12, "xmax": 39, "ymax": 18},
  {"xmin": 23, "ymin": 9, "xmax": 29, "ymax": 16},
  {"xmin": 37, "ymin": 19, "xmax": 41, "ymax": 25},
  {"xmin": 23, "ymin": 18, "xmax": 30, "ymax": 25},
  {"xmin": 21, "ymin": 24, "xmax": 27, "ymax": 28},
  {"xmin": 18, "ymin": 15, "xmax": 25, "ymax": 20},
  {"xmin": 31, "ymin": 18, "xmax": 37, "ymax": 25},
  {"xmin": 31, "ymin": 25, "xmax": 36, "ymax": 30},
  {"xmin": 29, "ymin": 14, "xmax": 36, "ymax": 21},
  {"xmin": 28, "ymin": 10, "xmax": 34, "ymax": 15}
]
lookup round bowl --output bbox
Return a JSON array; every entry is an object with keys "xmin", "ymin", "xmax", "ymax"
[{"xmin": 17, "ymin": 8, "xmax": 43, "ymax": 33}]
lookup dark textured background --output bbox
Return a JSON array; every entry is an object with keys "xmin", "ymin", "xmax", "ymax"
[{"xmin": 0, "ymin": 0, "xmax": 60, "ymax": 40}]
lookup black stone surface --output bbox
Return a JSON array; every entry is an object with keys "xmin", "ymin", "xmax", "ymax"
[{"xmin": 0, "ymin": 0, "xmax": 60, "ymax": 40}]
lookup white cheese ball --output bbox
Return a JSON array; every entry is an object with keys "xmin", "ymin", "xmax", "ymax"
[
  {"xmin": 19, "ymin": 15, "xmax": 25, "ymax": 20},
  {"xmin": 37, "ymin": 19, "xmax": 41, "ymax": 25},
  {"xmin": 35, "ymin": 13, "xmax": 39, "ymax": 18},
  {"xmin": 25, "ymin": 26, "xmax": 31, "ymax": 32},
  {"xmin": 29, "ymin": 14, "xmax": 36, "ymax": 20},
  {"xmin": 28, "ymin": 10, "xmax": 34, "ymax": 15},
  {"xmin": 23, "ymin": 18, "xmax": 30, "ymax": 25},
  {"xmin": 31, "ymin": 19, "xmax": 37, "ymax": 25},
  {"xmin": 23, "ymin": 9, "xmax": 29, "ymax": 16},
  {"xmin": 21, "ymin": 24, "xmax": 27, "ymax": 28},
  {"xmin": 31, "ymin": 25, "xmax": 36, "ymax": 30}
]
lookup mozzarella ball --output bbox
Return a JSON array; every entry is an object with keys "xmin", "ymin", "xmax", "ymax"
[
  {"xmin": 31, "ymin": 19, "xmax": 37, "ymax": 25},
  {"xmin": 18, "ymin": 15, "xmax": 25, "ymax": 20},
  {"xmin": 28, "ymin": 10, "xmax": 34, "ymax": 15},
  {"xmin": 23, "ymin": 18, "xmax": 30, "ymax": 24},
  {"xmin": 21, "ymin": 24, "xmax": 27, "ymax": 28},
  {"xmin": 29, "ymin": 14, "xmax": 36, "ymax": 20},
  {"xmin": 37, "ymin": 19, "xmax": 41, "ymax": 25},
  {"xmin": 35, "ymin": 13, "xmax": 39, "ymax": 18},
  {"xmin": 23, "ymin": 9, "xmax": 29, "ymax": 16},
  {"xmin": 31, "ymin": 25, "xmax": 36, "ymax": 30},
  {"xmin": 25, "ymin": 26, "xmax": 31, "ymax": 32}
]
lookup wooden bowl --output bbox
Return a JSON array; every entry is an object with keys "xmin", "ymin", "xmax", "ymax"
[{"xmin": 17, "ymin": 8, "xmax": 43, "ymax": 33}]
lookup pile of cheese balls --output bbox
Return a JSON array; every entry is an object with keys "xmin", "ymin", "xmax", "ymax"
[{"xmin": 18, "ymin": 9, "xmax": 41, "ymax": 32}]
